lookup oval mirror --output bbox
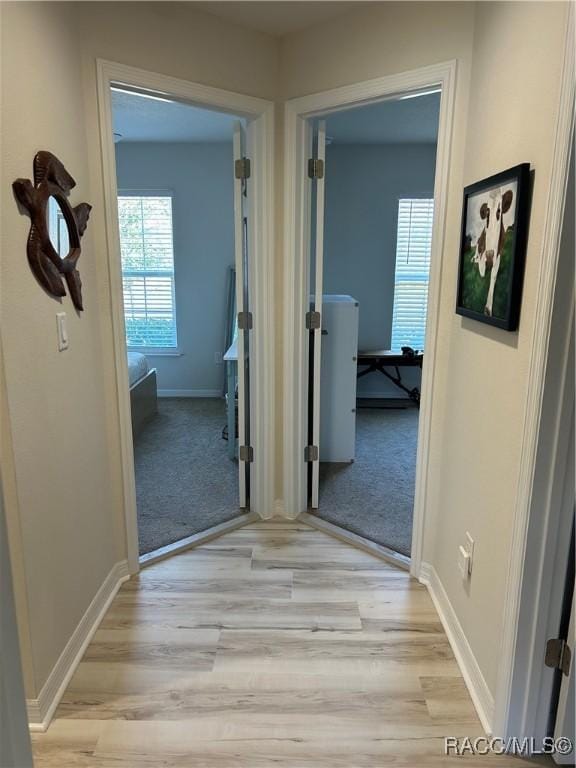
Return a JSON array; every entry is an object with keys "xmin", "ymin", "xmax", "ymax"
[{"xmin": 47, "ymin": 196, "xmax": 70, "ymax": 258}]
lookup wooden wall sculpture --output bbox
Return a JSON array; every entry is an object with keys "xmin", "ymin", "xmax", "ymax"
[{"xmin": 12, "ymin": 151, "xmax": 92, "ymax": 311}]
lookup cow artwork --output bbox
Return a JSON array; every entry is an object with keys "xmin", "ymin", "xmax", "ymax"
[
  {"xmin": 456, "ymin": 164, "xmax": 530, "ymax": 331},
  {"xmin": 471, "ymin": 186, "xmax": 514, "ymax": 316}
]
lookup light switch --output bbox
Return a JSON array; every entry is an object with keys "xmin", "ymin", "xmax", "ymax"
[
  {"xmin": 458, "ymin": 545, "xmax": 470, "ymax": 580},
  {"xmin": 56, "ymin": 312, "xmax": 69, "ymax": 351}
]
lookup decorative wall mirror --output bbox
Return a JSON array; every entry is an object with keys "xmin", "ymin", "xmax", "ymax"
[{"xmin": 12, "ymin": 151, "xmax": 92, "ymax": 311}]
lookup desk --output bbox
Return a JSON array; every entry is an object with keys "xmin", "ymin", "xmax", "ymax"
[
  {"xmin": 223, "ymin": 338, "xmax": 238, "ymax": 460},
  {"xmin": 357, "ymin": 349, "xmax": 423, "ymax": 405}
]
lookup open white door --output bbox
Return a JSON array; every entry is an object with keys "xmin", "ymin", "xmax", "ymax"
[
  {"xmin": 309, "ymin": 120, "xmax": 326, "ymax": 509},
  {"xmin": 233, "ymin": 121, "xmax": 251, "ymax": 508}
]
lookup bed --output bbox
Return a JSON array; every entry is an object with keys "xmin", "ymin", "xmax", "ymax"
[{"xmin": 127, "ymin": 351, "xmax": 157, "ymax": 439}]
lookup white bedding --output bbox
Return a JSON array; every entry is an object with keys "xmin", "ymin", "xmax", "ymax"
[{"xmin": 127, "ymin": 351, "xmax": 150, "ymax": 388}]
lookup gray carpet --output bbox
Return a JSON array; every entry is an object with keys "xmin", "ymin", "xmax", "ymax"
[
  {"xmin": 318, "ymin": 405, "xmax": 418, "ymax": 557},
  {"xmin": 133, "ymin": 398, "xmax": 240, "ymax": 555}
]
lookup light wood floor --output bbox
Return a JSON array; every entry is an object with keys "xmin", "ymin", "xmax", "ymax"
[{"xmin": 32, "ymin": 521, "xmax": 541, "ymax": 767}]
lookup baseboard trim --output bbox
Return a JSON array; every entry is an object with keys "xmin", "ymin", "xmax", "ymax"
[
  {"xmin": 419, "ymin": 562, "xmax": 494, "ymax": 734},
  {"xmin": 356, "ymin": 392, "xmax": 414, "ymax": 399},
  {"xmin": 27, "ymin": 560, "xmax": 129, "ymax": 732},
  {"xmin": 158, "ymin": 389, "xmax": 221, "ymax": 398},
  {"xmin": 139, "ymin": 512, "xmax": 259, "ymax": 568},
  {"xmin": 300, "ymin": 512, "xmax": 411, "ymax": 571}
]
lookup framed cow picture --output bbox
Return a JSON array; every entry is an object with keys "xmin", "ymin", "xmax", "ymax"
[{"xmin": 456, "ymin": 163, "xmax": 531, "ymax": 330}]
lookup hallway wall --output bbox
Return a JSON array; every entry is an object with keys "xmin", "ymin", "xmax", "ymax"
[
  {"xmin": 279, "ymin": 0, "xmax": 570, "ymax": 707},
  {"xmin": 0, "ymin": 0, "xmax": 279, "ymax": 703}
]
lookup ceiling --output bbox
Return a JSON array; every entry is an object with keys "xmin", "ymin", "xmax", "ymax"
[
  {"xmin": 190, "ymin": 1, "xmax": 367, "ymax": 37},
  {"xmin": 326, "ymin": 92, "xmax": 441, "ymax": 145},
  {"xmin": 112, "ymin": 86, "xmax": 440, "ymax": 145},
  {"xmin": 112, "ymin": 89, "xmax": 240, "ymax": 143}
]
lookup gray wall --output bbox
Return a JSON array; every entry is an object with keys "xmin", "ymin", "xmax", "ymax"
[
  {"xmin": 323, "ymin": 142, "xmax": 436, "ymax": 397},
  {"xmin": 115, "ymin": 141, "xmax": 235, "ymax": 395}
]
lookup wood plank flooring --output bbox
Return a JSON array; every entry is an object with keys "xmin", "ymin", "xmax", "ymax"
[{"xmin": 31, "ymin": 521, "xmax": 540, "ymax": 767}]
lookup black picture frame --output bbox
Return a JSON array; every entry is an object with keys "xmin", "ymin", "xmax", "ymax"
[{"xmin": 456, "ymin": 163, "xmax": 531, "ymax": 331}]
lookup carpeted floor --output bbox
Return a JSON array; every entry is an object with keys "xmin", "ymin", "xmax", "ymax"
[
  {"xmin": 133, "ymin": 398, "xmax": 241, "ymax": 555},
  {"xmin": 318, "ymin": 405, "xmax": 418, "ymax": 557}
]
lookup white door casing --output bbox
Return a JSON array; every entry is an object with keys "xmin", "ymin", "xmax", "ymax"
[
  {"xmin": 310, "ymin": 120, "xmax": 327, "ymax": 509},
  {"xmin": 96, "ymin": 61, "xmax": 275, "ymax": 572},
  {"xmin": 233, "ymin": 120, "xmax": 249, "ymax": 508}
]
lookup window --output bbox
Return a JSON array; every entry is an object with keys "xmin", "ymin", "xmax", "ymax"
[
  {"xmin": 118, "ymin": 194, "xmax": 177, "ymax": 349},
  {"xmin": 391, "ymin": 198, "xmax": 434, "ymax": 351}
]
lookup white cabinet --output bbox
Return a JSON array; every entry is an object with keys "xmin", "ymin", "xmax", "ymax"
[{"xmin": 319, "ymin": 295, "xmax": 359, "ymax": 462}]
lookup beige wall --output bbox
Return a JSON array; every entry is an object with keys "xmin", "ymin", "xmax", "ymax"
[
  {"xmin": 0, "ymin": 0, "xmax": 570, "ymax": 710},
  {"xmin": 0, "ymin": 1, "xmax": 278, "ymax": 697},
  {"xmin": 430, "ymin": 0, "xmax": 568, "ymax": 694},
  {"xmin": 279, "ymin": 0, "xmax": 569, "ymax": 697},
  {"xmin": 1, "ymin": 2, "xmax": 123, "ymax": 693}
]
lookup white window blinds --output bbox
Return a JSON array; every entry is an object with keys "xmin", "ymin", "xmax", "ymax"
[
  {"xmin": 391, "ymin": 198, "xmax": 434, "ymax": 352},
  {"xmin": 118, "ymin": 195, "xmax": 177, "ymax": 349}
]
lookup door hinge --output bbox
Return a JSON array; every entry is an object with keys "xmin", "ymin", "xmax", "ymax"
[
  {"xmin": 305, "ymin": 310, "xmax": 321, "ymax": 330},
  {"xmin": 545, "ymin": 638, "xmax": 572, "ymax": 676},
  {"xmin": 237, "ymin": 311, "xmax": 253, "ymax": 330},
  {"xmin": 239, "ymin": 445, "xmax": 254, "ymax": 462},
  {"xmin": 235, "ymin": 157, "xmax": 251, "ymax": 180},
  {"xmin": 304, "ymin": 445, "xmax": 319, "ymax": 462},
  {"xmin": 308, "ymin": 158, "xmax": 324, "ymax": 180}
]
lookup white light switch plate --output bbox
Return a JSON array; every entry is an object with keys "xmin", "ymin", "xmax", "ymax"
[
  {"xmin": 56, "ymin": 312, "xmax": 69, "ymax": 351},
  {"xmin": 458, "ymin": 545, "xmax": 470, "ymax": 579},
  {"xmin": 465, "ymin": 532, "xmax": 475, "ymax": 574}
]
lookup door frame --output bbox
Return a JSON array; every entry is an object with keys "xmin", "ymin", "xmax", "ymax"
[
  {"xmin": 282, "ymin": 60, "xmax": 457, "ymax": 577},
  {"xmin": 96, "ymin": 60, "xmax": 275, "ymax": 574}
]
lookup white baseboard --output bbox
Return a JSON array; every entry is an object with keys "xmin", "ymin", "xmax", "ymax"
[
  {"xmin": 273, "ymin": 498, "xmax": 301, "ymax": 520},
  {"xmin": 419, "ymin": 562, "xmax": 494, "ymax": 735},
  {"xmin": 158, "ymin": 389, "xmax": 222, "ymax": 398},
  {"xmin": 27, "ymin": 560, "xmax": 129, "ymax": 732},
  {"xmin": 356, "ymin": 392, "xmax": 415, "ymax": 400}
]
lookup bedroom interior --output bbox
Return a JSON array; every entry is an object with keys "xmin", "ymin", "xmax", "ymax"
[
  {"xmin": 112, "ymin": 87, "xmax": 246, "ymax": 556},
  {"xmin": 310, "ymin": 92, "xmax": 440, "ymax": 559}
]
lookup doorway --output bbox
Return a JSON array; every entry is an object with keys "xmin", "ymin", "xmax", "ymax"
[
  {"xmin": 97, "ymin": 61, "xmax": 275, "ymax": 572},
  {"xmin": 282, "ymin": 62, "xmax": 456, "ymax": 574},
  {"xmin": 307, "ymin": 94, "xmax": 440, "ymax": 559},
  {"xmin": 111, "ymin": 89, "xmax": 250, "ymax": 557}
]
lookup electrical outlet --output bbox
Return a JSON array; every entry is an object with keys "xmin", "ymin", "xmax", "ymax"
[{"xmin": 214, "ymin": 351, "xmax": 223, "ymax": 365}]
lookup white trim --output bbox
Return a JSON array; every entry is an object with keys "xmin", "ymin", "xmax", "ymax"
[
  {"xmin": 282, "ymin": 61, "xmax": 457, "ymax": 580},
  {"xmin": 158, "ymin": 389, "xmax": 221, "ymax": 398},
  {"xmin": 132, "ymin": 349, "xmax": 183, "ymax": 357},
  {"xmin": 139, "ymin": 512, "xmax": 258, "ymax": 567},
  {"xmin": 356, "ymin": 392, "xmax": 418, "ymax": 400},
  {"xmin": 301, "ymin": 512, "xmax": 410, "ymax": 571},
  {"xmin": 118, "ymin": 188, "xmax": 174, "ymax": 197},
  {"xmin": 420, "ymin": 562, "xmax": 494, "ymax": 734},
  {"xmin": 493, "ymin": 5, "xmax": 575, "ymax": 741},
  {"xmin": 27, "ymin": 561, "xmax": 129, "ymax": 732},
  {"xmin": 96, "ymin": 60, "xmax": 275, "ymax": 573}
]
